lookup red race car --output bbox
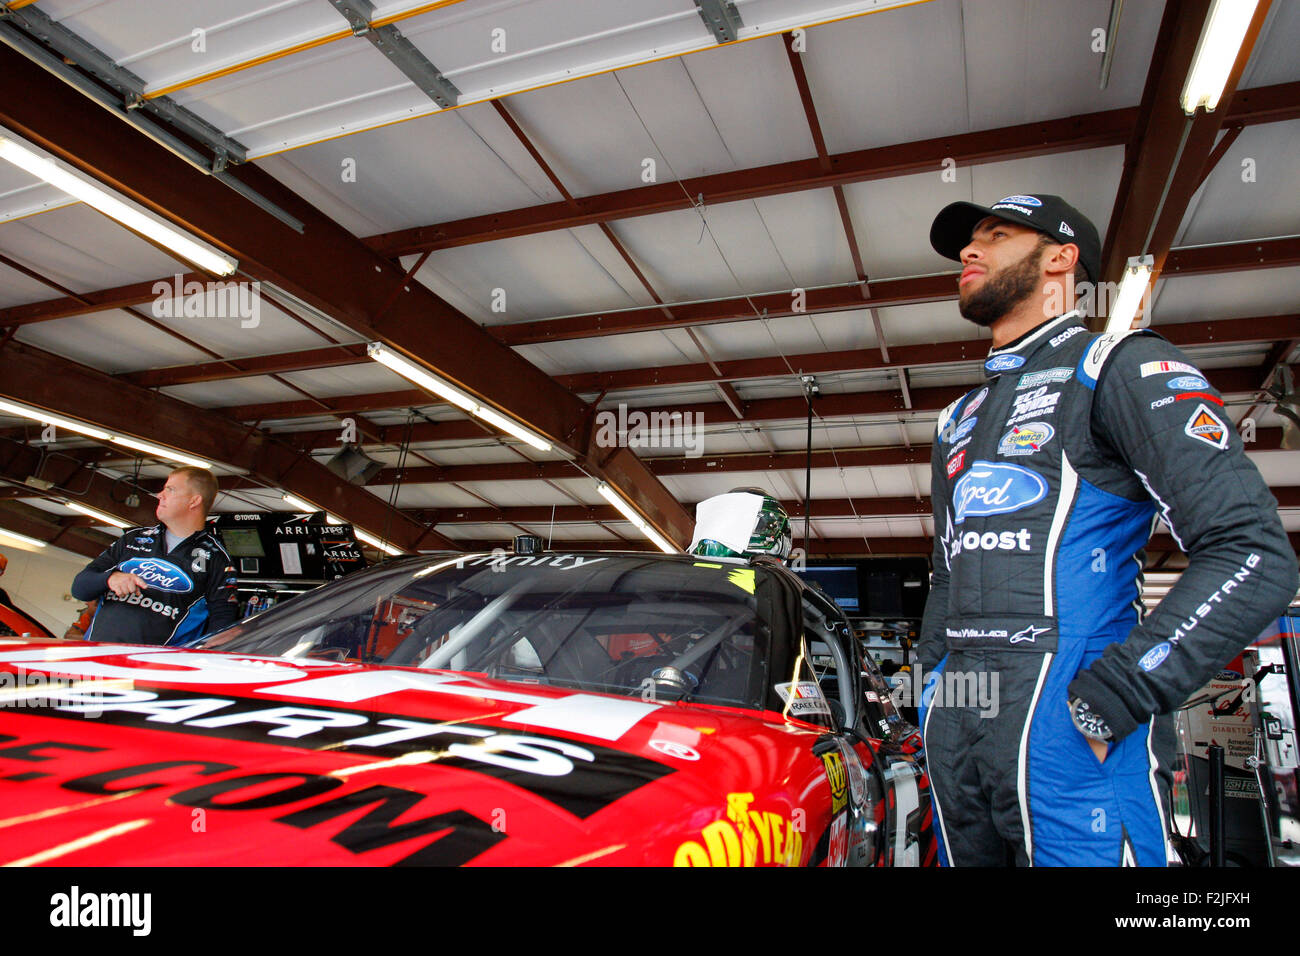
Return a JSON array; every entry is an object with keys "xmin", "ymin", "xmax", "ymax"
[
  {"xmin": 0, "ymin": 551, "xmax": 934, "ymax": 866},
  {"xmin": 0, "ymin": 602, "xmax": 53, "ymax": 640}
]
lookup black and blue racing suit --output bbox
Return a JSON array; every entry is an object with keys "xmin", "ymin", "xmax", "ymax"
[
  {"xmin": 72, "ymin": 524, "xmax": 239, "ymax": 646},
  {"xmin": 918, "ymin": 310, "xmax": 1298, "ymax": 866}
]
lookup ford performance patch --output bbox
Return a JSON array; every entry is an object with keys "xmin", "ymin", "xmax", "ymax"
[{"xmin": 119, "ymin": 558, "xmax": 194, "ymax": 593}]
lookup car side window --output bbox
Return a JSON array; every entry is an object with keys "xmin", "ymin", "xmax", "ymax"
[
  {"xmin": 800, "ymin": 595, "xmax": 861, "ymax": 731},
  {"xmin": 776, "ymin": 635, "xmax": 840, "ymax": 731}
]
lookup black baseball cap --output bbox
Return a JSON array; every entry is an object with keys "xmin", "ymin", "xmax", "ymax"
[{"xmin": 930, "ymin": 193, "xmax": 1101, "ymax": 284}]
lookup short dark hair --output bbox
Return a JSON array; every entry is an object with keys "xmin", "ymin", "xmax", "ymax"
[{"xmin": 170, "ymin": 466, "xmax": 218, "ymax": 515}]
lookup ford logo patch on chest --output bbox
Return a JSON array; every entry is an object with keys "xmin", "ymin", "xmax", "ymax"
[
  {"xmin": 119, "ymin": 557, "xmax": 194, "ymax": 593},
  {"xmin": 953, "ymin": 461, "xmax": 1048, "ymax": 523},
  {"xmin": 984, "ymin": 354, "xmax": 1026, "ymax": 374}
]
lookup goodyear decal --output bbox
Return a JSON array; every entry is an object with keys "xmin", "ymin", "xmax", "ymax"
[{"xmin": 673, "ymin": 792, "xmax": 805, "ymax": 866}]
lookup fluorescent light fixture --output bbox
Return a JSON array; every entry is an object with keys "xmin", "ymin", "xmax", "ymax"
[
  {"xmin": 1104, "ymin": 255, "xmax": 1154, "ymax": 335},
  {"xmin": 597, "ymin": 481, "xmax": 678, "ymax": 554},
  {"xmin": 110, "ymin": 435, "xmax": 209, "ymax": 469},
  {"xmin": 354, "ymin": 527, "xmax": 403, "ymax": 556},
  {"xmin": 1181, "ymin": 0, "xmax": 1259, "ymax": 113},
  {"xmin": 367, "ymin": 343, "xmax": 553, "ymax": 452},
  {"xmin": 282, "ymin": 493, "xmax": 319, "ymax": 512},
  {"xmin": 0, "ymin": 398, "xmax": 208, "ymax": 467},
  {"xmin": 65, "ymin": 502, "xmax": 131, "ymax": 529},
  {"xmin": 0, "ymin": 398, "xmax": 111, "ymax": 441},
  {"xmin": 0, "ymin": 135, "xmax": 238, "ymax": 276},
  {"xmin": 0, "ymin": 528, "xmax": 47, "ymax": 550}
]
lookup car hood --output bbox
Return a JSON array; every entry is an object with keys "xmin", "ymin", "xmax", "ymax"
[{"xmin": 0, "ymin": 640, "xmax": 820, "ymax": 865}]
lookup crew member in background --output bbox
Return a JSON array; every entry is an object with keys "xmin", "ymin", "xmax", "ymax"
[
  {"xmin": 71, "ymin": 467, "xmax": 238, "ymax": 645},
  {"xmin": 63, "ymin": 599, "xmax": 97, "ymax": 640}
]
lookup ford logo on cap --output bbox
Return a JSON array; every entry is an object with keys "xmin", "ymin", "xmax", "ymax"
[
  {"xmin": 998, "ymin": 195, "xmax": 1042, "ymax": 206},
  {"xmin": 119, "ymin": 557, "xmax": 193, "ymax": 593},
  {"xmin": 985, "ymin": 354, "xmax": 1026, "ymax": 374},
  {"xmin": 953, "ymin": 461, "xmax": 1047, "ymax": 523}
]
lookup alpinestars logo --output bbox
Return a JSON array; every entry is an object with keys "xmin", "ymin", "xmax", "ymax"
[{"xmin": 1010, "ymin": 625, "xmax": 1051, "ymax": 645}]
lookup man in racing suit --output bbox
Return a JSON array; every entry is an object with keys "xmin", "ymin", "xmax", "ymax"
[
  {"xmin": 72, "ymin": 467, "xmax": 238, "ymax": 645},
  {"xmin": 917, "ymin": 193, "xmax": 1298, "ymax": 866}
]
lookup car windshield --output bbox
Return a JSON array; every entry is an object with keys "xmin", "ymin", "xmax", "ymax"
[{"xmin": 197, "ymin": 553, "xmax": 773, "ymax": 709}]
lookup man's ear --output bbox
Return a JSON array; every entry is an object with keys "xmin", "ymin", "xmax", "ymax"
[{"xmin": 1044, "ymin": 242, "xmax": 1080, "ymax": 277}]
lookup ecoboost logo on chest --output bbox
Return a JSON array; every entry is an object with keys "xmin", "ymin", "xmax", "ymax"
[{"xmin": 118, "ymin": 558, "xmax": 194, "ymax": 593}]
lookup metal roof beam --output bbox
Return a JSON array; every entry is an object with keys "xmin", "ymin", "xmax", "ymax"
[
  {"xmin": 0, "ymin": 439, "xmax": 158, "ymax": 527},
  {"xmin": 0, "ymin": 341, "xmax": 455, "ymax": 551},
  {"xmin": 370, "ymin": 427, "xmax": 1286, "ymax": 488},
  {"xmin": 0, "ymin": 500, "xmax": 114, "ymax": 560},
  {"xmin": 328, "ymin": 0, "xmax": 460, "ymax": 109},
  {"xmin": 0, "ymin": 43, "xmax": 690, "ymax": 547},
  {"xmin": 0, "ymin": 3, "xmax": 246, "ymax": 162},
  {"xmin": 365, "ymin": 82, "xmax": 1300, "ymax": 259},
  {"xmin": 5, "ymin": 234, "xmax": 1294, "ymax": 345},
  {"xmin": 1100, "ymin": 0, "xmax": 1274, "ymax": 289},
  {"xmin": 694, "ymin": 0, "xmax": 743, "ymax": 44},
  {"xmin": 555, "ymin": 313, "xmax": 1299, "ymax": 395},
  {"xmin": 211, "ymin": 336, "xmax": 1278, "ymax": 425}
]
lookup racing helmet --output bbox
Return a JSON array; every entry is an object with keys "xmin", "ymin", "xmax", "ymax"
[{"xmin": 690, "ymin": 487, "xmax": 793, "ymax": 561}]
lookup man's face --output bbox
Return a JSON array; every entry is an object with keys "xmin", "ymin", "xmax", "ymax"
[
  {"xmin": 155, "ymin": 473, "xmax": 198, "ymax": 525},
  {"xmin": 957, "ymin": 218, "xmax": 1048, "ymax": 327}
]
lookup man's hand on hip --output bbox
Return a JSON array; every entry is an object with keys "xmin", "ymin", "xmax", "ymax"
[{"xmin": 106, "ymin": 571, "xmax": 147, "ymax": 597}]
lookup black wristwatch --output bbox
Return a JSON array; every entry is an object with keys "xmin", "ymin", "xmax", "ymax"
[{"xmin": 1068, "ymin": 697, "xmax": 1114, "ymax": 742}]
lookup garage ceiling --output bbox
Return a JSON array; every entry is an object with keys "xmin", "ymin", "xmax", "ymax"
[{"xmin": 0, "ymin": 0, "xmax": 1297, "ymax": 568}]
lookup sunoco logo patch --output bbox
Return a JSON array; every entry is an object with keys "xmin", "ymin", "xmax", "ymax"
[
  {"xmin": 119, "ymin": 558, "xmax": 194, "ymax": 593},
  {"xmin": 998, "ymin": 422, "xmax": 1054, "ymax": 456}
]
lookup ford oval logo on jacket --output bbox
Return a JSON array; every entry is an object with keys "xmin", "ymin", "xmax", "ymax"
[
  {"xmin": 953, "ymin": 461, "xmax": 1048, "ymax": 523},
  {"xmin": 119, "ymin": 558, "xmax": 194, "ymax": 593},
  {"xmin": 984, "ymin": 354, "xmax": 1026, "ymax": 374}
]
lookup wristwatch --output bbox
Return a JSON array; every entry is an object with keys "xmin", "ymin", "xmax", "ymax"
[{"xmin": 1068, "ymin": 697, "xmax": 1114, "ymax": 742}]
